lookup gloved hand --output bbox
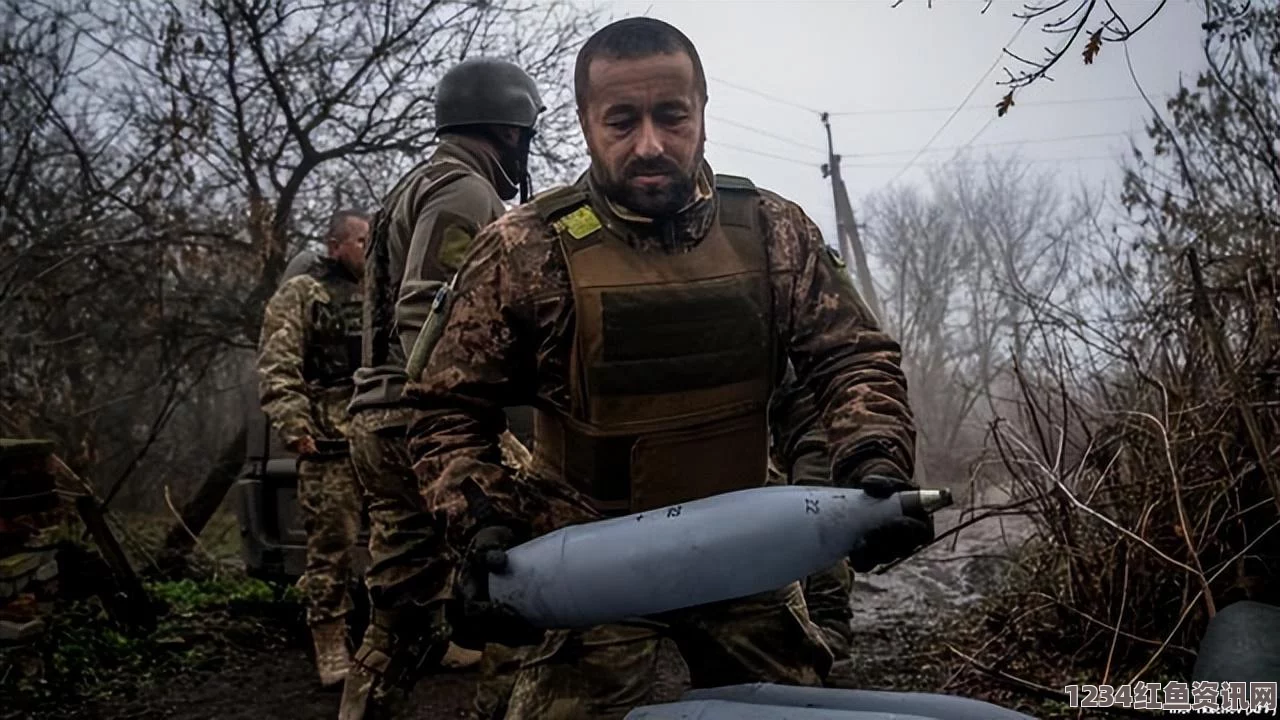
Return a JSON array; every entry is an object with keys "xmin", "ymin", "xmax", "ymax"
[
  {"xmin": 854, "ymin": 472, "xmax": 917, "ymax": 499},
  {"xmin": 452, "ymin": 526, "xmax": 545, "ymax": 648},
  {"xmin": 847, "ymin": 470, "xmax": 935, "ymax": 573}
]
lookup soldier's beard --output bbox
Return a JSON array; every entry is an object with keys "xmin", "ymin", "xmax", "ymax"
[{"xmin": 594, "ymin": 151, "xmax": 701, "ymax": 220}]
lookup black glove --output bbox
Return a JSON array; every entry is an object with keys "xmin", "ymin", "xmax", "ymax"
[
  {"xmin": 847, "ymin": 471, "xmax": 935, "ymax": 573},
  {"xmin": 855, "ymin": 472, "xmax": 917, "ymax": 499},
  {"xmin": 452, "ymin": 526, "xmax": 545, "ymax": 648}
]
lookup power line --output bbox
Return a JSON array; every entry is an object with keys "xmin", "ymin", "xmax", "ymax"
[
  {"xmin": 882, "ymin": 19, "xmax": 1030, "ymax": 189},
  {"xmin": 920, "ymin": 88, "xmax": 1012, "ymax": 170},
  {"xmin": 708, "ymin": 74, "xmax": 822, "ymax": 115},
  {"xmin": 709, "ymin": 138, "xmax": 1123, "ymax": 172},
  {"xmin": 841, "ymin": 131, "xmax": 1128, "ymax": 160},
  {"xmin": 841, "ymin": 154, "xmax": 1123, "ymax": 169},
  {"xmin": 957, "ymin": 113, "xmax": 1000, "ymax": 155},
  {"xmin": 708, "ymin": 114, "xmax": 825, "ymax": 153},
  {"xmin": 706, "ymin": 140, "xmax": 818, "ymax": 167},
  {"xmin": 826, "ymin": 94, "xmax": 1158, "ymax": 117}
]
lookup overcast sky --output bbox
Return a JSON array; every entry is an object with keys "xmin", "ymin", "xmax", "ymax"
[{"xmin": 565, "ymin": 0, "xmax": 1208, "ymax": 244}]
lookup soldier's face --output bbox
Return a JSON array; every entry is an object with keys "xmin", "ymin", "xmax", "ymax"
[
  {"xmin": 330, "ymin": 217, "xmax": 368, "ymax": 276},
  {"xmin": 579, "ymin": 51, "xmax": 705, "ymax": 218}
]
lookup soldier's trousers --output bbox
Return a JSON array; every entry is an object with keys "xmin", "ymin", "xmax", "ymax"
[
  {"xmin": 349, "ymin": 406, "xmax": 443, "ymax": 612},
  {"xmin": 473, "ymin": 643, "xmax": 526, "ymax": 720},
  {"xmin": 804, "ymin": 559, "xmax": 854, "ymax": 657},
  {"xmin": 347, "ymin": 405, "xmax": 526, "ymax": 718},
  {"xmin": 503, "ymin": 582, "xmax": 834, "ymax": 720},
  {"xmin": 297, "ymin": 454, "xmax": 363, "ymax": 627}
]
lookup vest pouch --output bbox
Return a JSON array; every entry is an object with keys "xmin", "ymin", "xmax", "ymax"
[{"xmin": 628, "ymin": 411, "xmax": 768, "ymax": 513}]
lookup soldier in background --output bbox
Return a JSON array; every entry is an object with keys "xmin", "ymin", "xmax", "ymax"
[
  {"xmin": 257, "ymin": 210, "xmax": 368, "ymax": 688},
  {"xmin": 340, "ymin": 58, "xmax": 544, "ymax": 720}
]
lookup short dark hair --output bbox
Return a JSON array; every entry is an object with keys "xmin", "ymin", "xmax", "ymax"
[
  {"xmin": 326, "ymin": 209, "xmax": 367, "ymax": 244},
  {"xmin": 574, "ymin": 17, "xmax": 708, "ymax": 110}
]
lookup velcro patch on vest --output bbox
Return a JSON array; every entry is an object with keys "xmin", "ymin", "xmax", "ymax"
[
  {"xmin": 557, "ymin": 205, "xmax": 602, "ymax": 240},
  {"xmin": 717, "ymin": 194, "xmax": 756, "ymax": 229},
  {"xmin": 590, "ymin": 277, "xmax": 770, "ymax": 395},
  {"xmin": 430, "ymin": 209, "xmax": 480, "ymax": 274}
]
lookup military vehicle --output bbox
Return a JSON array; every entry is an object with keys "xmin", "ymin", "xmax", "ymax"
[{"xmin": 233, "ymin": 396, "xmax": 372, "ymax": 583}]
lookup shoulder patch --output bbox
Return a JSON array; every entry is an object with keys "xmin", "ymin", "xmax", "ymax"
[
  {"xmin": 715, "ymin": 173, "xmax": 757, "ymax": 192},
  {"xmin": 556, "ymin": 205, "xmax": 602, "ymax": 240},
  {"xmin": 530, "ymin": 185, "xmax": 589, "ymax": 222},
  {"xmin": 432, "ymin": 210, "xmax": 481, "ymax": 272}
]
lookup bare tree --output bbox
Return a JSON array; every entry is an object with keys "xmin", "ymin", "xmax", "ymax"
[
  {"xmin": 88, "ymin": 0, "xmax": 596, "ymax": 333},
  {"xmin": 957, "ymin": 1, "xmax": 1280, "ymax": 696},
  {"xmin": 1, "ymin": 0, "xmax": 599, "ymax": 515},
  {"xmin": 0, "ymin": 0, "xmax": 220, "ymax": 491},
  {"xmin": 894, "ymin": 0, "xmax": 1201, "ymax": 115},
  {"xmin": 861, "ymin": 153, "xmax": 1083, "ymax": 488}
]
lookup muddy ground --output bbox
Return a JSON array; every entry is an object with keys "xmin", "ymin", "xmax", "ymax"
[{"xmin": 13, "ymin": 489, "xmax": 1042, "ymax": 720}]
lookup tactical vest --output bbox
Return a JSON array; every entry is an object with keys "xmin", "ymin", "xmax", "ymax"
[
  {"xmin": 529, "ymin": 175, "xmax": 777, "ymax": 516},
  {"xmin": 303, "ymin": 259, "xmax": 364, "ymax": 388},
  {"xmin": 362, "ymin": 157, "xmax": 475, "ymax": 370}
]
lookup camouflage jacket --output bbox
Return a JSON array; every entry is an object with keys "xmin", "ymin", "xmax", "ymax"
[
  {"xmin": 403, "ymin": 162, "xmax": 916, "ymax": 559},
  {"xmin": 769, "ymin": 360, "xmax": 833, "ymax": 485},
  {"xmin": 258, "ymin": 258, "xmax": 363, "ymax": 446},
  {"xmin": 350, "ymin": 134, "xmax": 513, "ymax": 411}
]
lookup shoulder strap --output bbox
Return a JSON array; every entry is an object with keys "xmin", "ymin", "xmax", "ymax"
[
  {"xmin": 715, "ymin": 173, "xmax": 757, "ymax": 192},
  {"xmin": 531, "ymin": 184, "xmax": 603, "ymax": 258},
  {"xmin": 531, "ymin": 184, "xmax": 590, "ymax": 223},
  {"xmin": 715, "ymin": 173, "xmax": 761, "ymax": 231},
  {"xmin": 713, "ymin": 172, "xmax": 778, "ymax": 388}
]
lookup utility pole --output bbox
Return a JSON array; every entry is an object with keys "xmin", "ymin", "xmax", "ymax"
[{"xmin": 821, "ymin": 112, "xmax": 884, "ymax": 324}]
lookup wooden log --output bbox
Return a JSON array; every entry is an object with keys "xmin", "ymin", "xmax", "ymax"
[{"xmin": 160, "ymin": 424, "xmax": 248, "ymax": 559}]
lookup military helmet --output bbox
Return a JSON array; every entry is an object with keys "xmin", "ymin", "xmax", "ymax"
[{"xmin": 434, "ymin": 58, "xmax": 544, "ymax": 132}]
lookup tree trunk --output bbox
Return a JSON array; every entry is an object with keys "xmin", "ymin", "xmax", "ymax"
[{"xmin": 160, "ymin": 424, "xmax": 249, "ymax": 557}]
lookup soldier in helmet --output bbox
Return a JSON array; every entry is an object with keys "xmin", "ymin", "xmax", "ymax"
[
  {"xmin": 339, "ymin": 57, "xmax": 544, "ymax": 720},
  {"xmin": 401, "ymin": 17, "xmax": 930, "ymax": 719},
  {"xmin": 257, "ymin": 209, "xmax": 369, "ymax": 688}
]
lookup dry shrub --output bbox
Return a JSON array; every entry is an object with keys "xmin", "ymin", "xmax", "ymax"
[
  {"xmin": 984, "ymin": 361, "xmax": 1279, "ymax": 685},
  {"xmin": 961, "ymin": 0, "xmax": 1280, "ymax": 692}
]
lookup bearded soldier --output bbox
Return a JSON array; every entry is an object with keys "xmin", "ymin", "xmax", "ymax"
[
  {"xmin": 402, "ymin": 18, "xmax": 932, "ymax": 719},
  {"xmin": 339, "ymin": 58, "xmax": 544, "ymax": 720},
  {"xmin": 257, "ymin": 210, "xmax": 368, "ymax": 688}
]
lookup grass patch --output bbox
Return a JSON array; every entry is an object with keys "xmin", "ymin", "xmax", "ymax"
[
  {"xmin": 147, "ymin": 576, "xmax": 297, "ymax": 612},
  {"xmin": 2, "ymin": 571, "xmax": 304, "ymax": 718}
]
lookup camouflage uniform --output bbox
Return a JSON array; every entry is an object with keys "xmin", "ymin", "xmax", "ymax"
[
  {"xmin": 257, "ymin": 258, "xmax": 365, "ymax": 629},
  {"xmin": 403, "ymin": 163, "xmax": 917, "ymax": 720},
  {"xmin": 344, "ymin": 133, "xmax": 533, "ymax": 719},
  {"xmin": 768, "ymin": 362, "xmax": 855, "ymax": 663}
]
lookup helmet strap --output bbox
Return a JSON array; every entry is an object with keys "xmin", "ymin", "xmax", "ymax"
[{"xmin": 517, "ymin": 128, "xmax": 534, "ymax": 203}]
